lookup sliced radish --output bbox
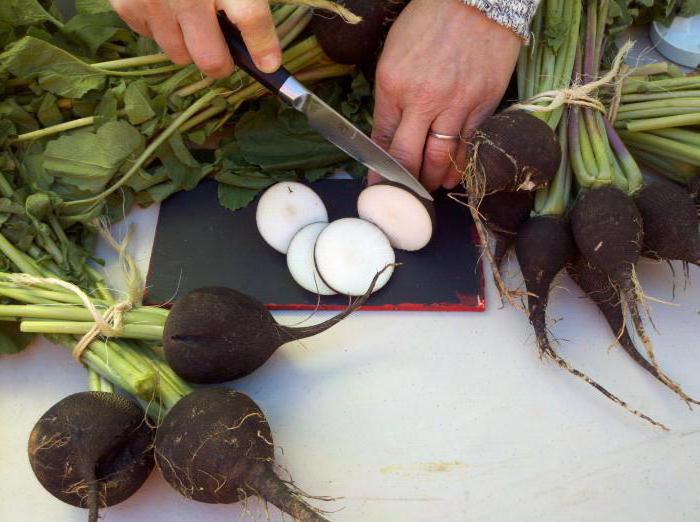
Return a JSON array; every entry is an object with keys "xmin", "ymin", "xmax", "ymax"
[
  {"xmin": 256, "ymin": 181, "xmax": 328, "ymax": 254},
  {"xmin": 314, "ymin": 218, "xmax": 395, "ymax": 296},
  {"xmin": 287, "ymin": 223, "xmax": 337, "ymax": 296},
  {"xmin": 357, "ymin": 182, "xmax": 435, "ymax": 251}
]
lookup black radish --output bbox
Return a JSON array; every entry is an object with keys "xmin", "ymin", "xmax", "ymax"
[
  {"xmin": 163, "ymin": 268, "xmax": 388, "ymax": 383},
  {"xmin": 634, "ymin": 180, "xmax": 700, "ymax": 265},
  {"xmin": 515, "ymin": 216, "xmax": 664, "ymax": 429},
  {"xmin": 568, "ymin": 256, "xmax": 698, "ymax": 405},
  {"xmin": 478, "ymin": 190, "xmax": 534, "ymax": 267},
  {"xmin": 155, "ymin": 387, "xmax": 329, "ymax": 522},
  {"xmin": 570, "ymin": 185, "xmax": 656, "ymax": 365},
  {"xmin": 515, "ymin": 215, "xmax": 576, "ymax": 356},
  {"xmin": 28, "ymin": 392, "xmax": 154, "ymax": 522},
  {"xmin": 466, "ymin": 110, "xmax": 561, "ymax": 196},
  {"xmin": 311, "ymin": 0, "xmax": 406, "ymax": 65},
  {"xmin": 357, "ymin": 181, "xmax": 435, "ymax": 251},
  {"xmin": 256, "ymin": 181, "xmax": 328, "ymax": 254}
]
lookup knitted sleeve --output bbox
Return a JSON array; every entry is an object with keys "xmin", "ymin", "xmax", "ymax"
[{"xmin": 460, "ymin": 0, "xmax": 541, "ymax": 41}]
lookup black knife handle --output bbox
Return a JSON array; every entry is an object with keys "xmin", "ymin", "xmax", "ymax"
[{"xmin": 217, "ymin": 12, "xmax": 291, "ymax": 94}]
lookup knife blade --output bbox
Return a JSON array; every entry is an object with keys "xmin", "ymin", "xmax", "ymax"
[{"xmin": 217, "ymin": 14, "xmax": 433, "ymax": 201}]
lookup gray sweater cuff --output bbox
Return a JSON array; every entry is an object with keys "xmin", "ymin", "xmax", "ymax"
[{"xmin": 460, "ymin": 0, "xmax": 541, "ymax": 41}]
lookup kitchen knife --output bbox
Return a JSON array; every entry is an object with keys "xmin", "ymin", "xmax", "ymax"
[{"xmin": 217, "ymin": 13, "xmax": 433, "ymax": 201}]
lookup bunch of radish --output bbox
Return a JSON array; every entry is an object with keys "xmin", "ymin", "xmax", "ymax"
[
  {"xmin": 255, "ymin": 180, "xmax": 435, "ymax": 296},
  {"xmin": 464, "ymin": 0, "xmax": 700, "ymax": 430}
]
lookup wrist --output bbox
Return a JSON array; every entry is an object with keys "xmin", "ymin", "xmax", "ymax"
[{"xmin": 458, "ymin": 0, "xmax": 540, "ymax": 42}]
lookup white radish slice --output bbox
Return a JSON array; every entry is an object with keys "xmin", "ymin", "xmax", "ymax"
[
  {"xmin": 256, "ymin": 181, "xmax": 328, "ymax": 254},
  {"xmin": 357, "ymin": 182, "xmax": 435, "ymax": 251},
  {"xmin": 287, "ymin": 223, "xmax": 337, "ymax": 296},
  {"xmin": 314, "ymin": 218, "xmax": 395, "ymax": 296}
]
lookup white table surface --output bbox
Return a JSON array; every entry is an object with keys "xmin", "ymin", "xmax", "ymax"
[{"xmin": 1, "ymin": 201, "xmax": 699, "ymax": 522}]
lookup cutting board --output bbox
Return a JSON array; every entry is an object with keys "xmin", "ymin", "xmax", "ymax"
[{"xmin": 144, "ymin": 178, "xmax": 484, "ymax": 311}]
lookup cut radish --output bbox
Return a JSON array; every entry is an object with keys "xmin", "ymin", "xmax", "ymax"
[
  {"xmin": 256, "ymin": 182, "xmax": 328, "ymax": 254},
  {"xmin": 287, "ymin": 223, "xmax": 337, "ymax": 296},
  {"xmin": 314, "ymin": 218, "xmax": 395, "ymax": 296},
  {"xmin": 357, "ymin": 182, "xmax": 435, "ymax": 251}
]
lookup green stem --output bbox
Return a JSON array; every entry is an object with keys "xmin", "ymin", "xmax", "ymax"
[
  {"xmin": 622, "ymin": 77, "xmax": 700, "ymax": 95},
  {"xmin": 615, "ymin": 107, "xmax": 700, "ymax": 122},
  {"xmin": 93, "ymin": 54, "xmax": 171, "ymax": 70},
  {"xmin": 619, "ymin": 130, "xmax": 700, "ymax": 167},
  {"xmin": 626, "ymin": 113, "xmax": 700, "ymax": 132},
  {"xmin": 0, "ymin": 234, "xmax": 42, "ymax": 275},
  {"xmin": 12, "ymin": 116, "xmax": 100, "ymax": 143},
  {"xmin": 88, "ymin": 367, "xmax": 102, "ymax": 391},
  {"xmin": 617, "ymin": 98, "xmax": 700, "ymax": 112},
  {"xmin": 99, "ymin": 64, "xmax": 185, "ymax": 78},
  {"xmin": 537, "ymin": 108, "xmax": 572, "ymax": 216},
  {"xmin": 20, "ymin": 320, "xmax": 164, "ymax": 340},
  {"xmin": 621, "ymin": 90, "xmax": 700, "ymax": 103},
  {"xmin": 0, "ymin": 304, "xmax": 165, "ymax": 325},
  {"xmin": 647, "ymin": 128, "xmax": 700, "ymax": 147}
]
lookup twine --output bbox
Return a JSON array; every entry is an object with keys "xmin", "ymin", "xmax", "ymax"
[
  {"xmin": 510, "ymin": 41, "xmax": 635, "ymax": 116},
  {"xmin": 9, "ymin": 221, "xmax": 141, "ymax": 362}
]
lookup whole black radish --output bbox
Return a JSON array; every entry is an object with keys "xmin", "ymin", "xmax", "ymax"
[
  {"xmin": 155, "ymin": 387, "xmax": 329, "ymax": 522},
  {"xmin": 515, "ymin": 215, "xmax": 576, "ymax": 355},
  {"xmin": 634, "ymin": 179, "xmax": 700, "ymax": 265},
  {"xmin": 467, "ymin": 110, "xmax": 561, "ymax": 195},
  {"xmin": 163, "ymin": 270, "xmax": 386, "ymax": 384},
  {"xmin": 28, "ymin": 392, "xmax": 154, "ymax": 522},
  {"xmin": 311, "ymin": 0, "xmax": 407, "ymax": 66}
]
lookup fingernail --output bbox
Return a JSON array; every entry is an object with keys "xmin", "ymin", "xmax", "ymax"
[{"xmin": 259, "ymin": 54, "xmax": 280, "ymax": 73}]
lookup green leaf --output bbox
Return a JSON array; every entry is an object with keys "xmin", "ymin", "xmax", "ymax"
[
  {"xmin": 0, "ymin": 99, "xmax": 39, "ymax": 132},
  {"xmin": 156, "ymin": 132, "xmax": 211, "ymax": 191},
  {"xmin": 0, "ymin": 119, "xmax": 16, "ymax": 145},
  {"xmin": 75, "ymin": 0, "xmax": 113, "ymax": 15},
  {"xmin": 25, "ymin": 192, "xmax": 51, "ymax": 220},
  {"xmin": 124, "ymin": 80, "xmax": 155, "ymax": 125},
  {"xmin": 217, "ymin": 183, "xmax": 259, "ymax": 211},
  {"xmin": 235, "ymin": 99, "xmax": 350, "ymax": 172},
  {"xmin": 63, "ymin": 12, "xmax": 129, "ymax": 55},
  {"xmin": 1, "ymin": 36, "xmax": 107, "ymax": 98},
  {"xmin": 0, "ymin": 321, "xmax": 34, "ymax": 356},
  {"xmin": 43, "ymin": 120, "xmax": 144, "ymax": 192},
  {"xmin": 216, "ymin": 170, "xmax": 276, "ymax": 190},
  {"xmin": 0, "ymin": 0, "xmax": 63, "ymax": 29},
  {"xmin": 93, "ymin": 89, "xmax": 118, "ymax": 129},
  {"xmin": 37, "ymin": 93, "xmax": 64, "ymax": 127}
]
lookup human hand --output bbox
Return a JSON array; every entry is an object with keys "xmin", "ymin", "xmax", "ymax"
[
  {"xmin": 369, "ymin": 0, "xmax": 522, "ymax": 191},
  {"xmin": 109, "ymin": 0, "xmax": 282, "ymax": 78}
]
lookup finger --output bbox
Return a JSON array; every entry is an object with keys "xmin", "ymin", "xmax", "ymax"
[
  {"xmin": 177, "ymin": 3, "xmax": 233, "ymax": 77},
  {"xmin": 368, "ymin": 85, "xmax": 401, "ymax": 185},
  {"xmin": 219, "ymin": 0, "xmax": 281, "ymax": 73},
  {"xmin": 146, "ymin": 2, "xmax": 191, "ymax": 65},
  {"xmin": 110, "ymin": 0, "xmax": 152, "ymax": 37},
  {"xmin": 421, "ymin": 110, "xmax": 469, "ymax": 192},
  {"xmin": 387, "ymin": 111, "xmax": 433, "ymax": 181}
]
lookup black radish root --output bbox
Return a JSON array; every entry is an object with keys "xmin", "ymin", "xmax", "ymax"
[
  {"xmin": 570, "ymin": 186, "xmax": 659, "ymax": 374},
  {"xmin": 634, "ymin": 180, "xmax": 700, "ymax": 266},
  {"xmin": 163, "ymin": 268, "xmax": 389, "ymax": 384},
  {"xmin": 516, "ymin": 217, "xmax": 666, "ymax": 430},
  {"xmin": 311, "ymin": 0, "xmax": 404, "ymax": 65},
  {"xmin": 568, "ymin": 256, "xmax": 698, "ymax": 406},
  {"xmin": 515, "ymin": 215, "xmax": 576, "ymax": 356},
  {"xmin": 465, "ymin": 111, "xmax": 561, "ymax": 197},
  {"xmin": 28, "ymin": 392, "xmax": 155, "ymax": 522},
  {"xmin": 155, "ymin": 387, "xmax": 329, "ymax": 522},
  {"xmin": 479, "ymin": 190, "xmax": 535, "ymax": 268}
]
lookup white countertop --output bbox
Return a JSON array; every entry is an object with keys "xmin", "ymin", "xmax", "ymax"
[{"xmin": 1, "ymin": 202, "xmax": 699, "ymax": 522}]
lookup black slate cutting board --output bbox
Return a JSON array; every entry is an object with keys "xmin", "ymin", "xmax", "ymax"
[{"xmin": 144, "ymin": 179, "xmax": 484, "ymax": 311}]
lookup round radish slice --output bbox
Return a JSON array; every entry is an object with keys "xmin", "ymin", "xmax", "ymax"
[
  {"xmin": 314, "ymin": 218, "xmax": 395, "ymax": 296},
  {"xmin": 256, "ymin": 182, "xmax": 328, "ymax": 254},
  {"xmin": 287, "ymin": 223, "xmax": 337, "ymax": 296},
  {"xmin": 357, "ymin": 182, "xmax": 435, "ymax": 251}
]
